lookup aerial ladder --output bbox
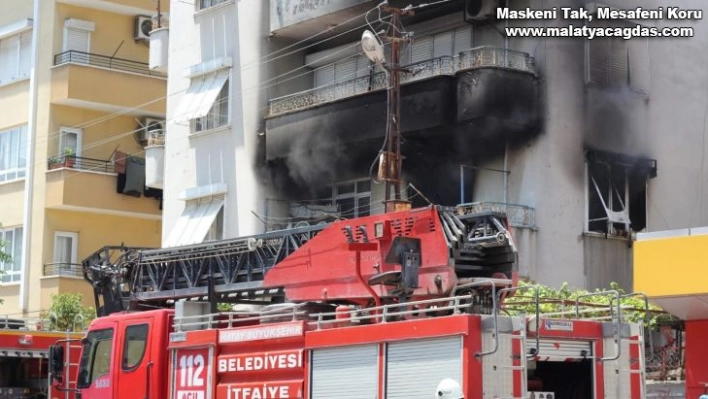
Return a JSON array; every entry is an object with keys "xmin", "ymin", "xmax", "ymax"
[{"xmin": 81, "ymin": 205, "xmax": 519, "ymax": 317}]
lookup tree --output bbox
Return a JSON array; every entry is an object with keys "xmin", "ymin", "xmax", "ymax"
[
  {"xmin": 0, "ymin": 223, "xmax": 10, "ymax": 305},
  {"xmin": 502, "ymin": 280, "xmax": 676, "ymax": 330},
  {"xmin": 43, "ymin": 293, "xmax": 96, "ymax": 332}
]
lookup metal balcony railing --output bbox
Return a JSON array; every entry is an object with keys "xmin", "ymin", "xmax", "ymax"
[
  {"xmin": 458, "ymin": 46, "xmax": 536, "ymax": 73},
  {"xmin": 54, "ymin": 50, "xmax": 166, "ymax": 77},
  {"xmin": 268, "ymin": 46, "xmax": 535, "ymax": 116},
  {"xmin": 47, "ymin": 155, "xmax": 113, "ymax": 173},
  {"xmin": 43, "ymin": 262, "xmax": 84, "ymax": 278},
  {"xmin": 458, "ymin": 201, "xmax": 536, "ymax": 229}
]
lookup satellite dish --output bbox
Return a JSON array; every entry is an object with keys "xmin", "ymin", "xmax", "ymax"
[{"xmin": 361, "ymin": 30, "xmax": 385, "ymax": 64}]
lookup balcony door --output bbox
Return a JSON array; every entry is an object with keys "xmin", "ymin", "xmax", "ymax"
[
  {"xmin": 53, "ymin": 231, "xmax": 78, "ymax": 276},
  {"xmin": 59, "ymin": 127, "xmax": 82, "ymax": 160},
  {"xmin": 63, "ymin": 19, "xmax": 94, "ymax": 64}
]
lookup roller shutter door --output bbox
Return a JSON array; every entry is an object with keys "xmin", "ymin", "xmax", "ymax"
[
  {"xmin": 453, "ymin": 26, "xmax": 472, "ymax": 54},
  {"xmin": 386, "ymin": 336, "xmax": 462, "ymax": 399},
  {"xmin": 536, "ymin": 339, "xmax": 593, "ymax": 362},
  {"xmin": 432, "ymin": 31, "xmax": 453, "ymax": 58},
  {"xmin": 310, "ymin": 344, "xmax": 378, "ymax": 399},
  {"xmin": 411, "ymin": 36, "xmax": 433, "ymax": 63},
  {"xmin": 314, "ymin": 63, "xmax": 335, "ymax": 87},
  {"xmin": 334, "ymin": 57, "xmax": 357, "ymax": 83}
]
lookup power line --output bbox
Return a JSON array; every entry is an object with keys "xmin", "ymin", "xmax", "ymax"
[
  {"xmin": 24, "ymin": 13, "xmax": 393, "ymax": 173},
  {"xmin": 32, "ymin": 7, "xmax": 391, "ymax": 154}
]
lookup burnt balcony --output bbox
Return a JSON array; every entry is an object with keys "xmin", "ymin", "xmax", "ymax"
[
  {"xmin": 264, "ymin": 46, "xmax": 541, "ymax": 162},
  {"xmin": 51, "ymin": 50, "xmax": 166, "ymax": 116}
]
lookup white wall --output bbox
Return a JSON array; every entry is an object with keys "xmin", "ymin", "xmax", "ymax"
[{"xmin": 163, "ymin": 0, "xmax": 267, "ymax": 244}]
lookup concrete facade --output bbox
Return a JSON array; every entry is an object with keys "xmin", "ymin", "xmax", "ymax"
[{"xmin": 162, "ymin": 0, "xmax": 706, "ymax": 293}]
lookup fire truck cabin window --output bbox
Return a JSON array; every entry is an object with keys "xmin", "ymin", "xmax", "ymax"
[
  {"xmin": 77, "ymin": 328, "xmax": 114, "ymax": 388},
  {"xmin": 122, "ymin": 323, "xmax": 149, "ymax": 370}
]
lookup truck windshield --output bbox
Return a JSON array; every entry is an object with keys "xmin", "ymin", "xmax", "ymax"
[{"xmin": 77, "ymin": 328, "xmax": 114, "ymax": 389}]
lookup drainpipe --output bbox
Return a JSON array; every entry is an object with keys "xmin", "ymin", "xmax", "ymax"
[{"xmin": 19, "ymin": 0, "xmax": 41, "ymax": 313}]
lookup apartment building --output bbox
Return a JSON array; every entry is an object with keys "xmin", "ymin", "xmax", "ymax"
[
  {"xmin": 162, "ymin": 0, "xmax": 704, "ymax": 292},
  {"xmin": 0, "ymin": 0, "xmax": 167, "ymax": 317}
]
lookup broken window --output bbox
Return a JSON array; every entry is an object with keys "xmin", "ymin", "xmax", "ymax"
[{"xmin": 585, "ymin": 150, "xmax": 656, "ymax": 236}]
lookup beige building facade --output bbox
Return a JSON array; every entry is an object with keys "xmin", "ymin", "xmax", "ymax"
[{"xmin": 0, "ymin": 0, "xmax": 167, "ymax": 317}]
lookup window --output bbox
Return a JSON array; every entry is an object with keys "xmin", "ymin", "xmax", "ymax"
[
  {"xmin": 313, "ymin": 55, "xmax": 371, "ymax": 87},
  {"xmin": 197, "ymin": 0, "xmax": 231, "ymax": 11},
  {"xmin": 586, "ymin": 21, "xmax": 650, "ymax": 93},
  {"xmin": 318, "ymin": 179, "xmax": 372, "ymax": 219},
  {"xmin": 0, "ymin": 125, "xmax": 27, "ymax": 182},
  {"xmin": 409, "ymin": 26, "xmax": 472, "ymax": 64},
  {"xmin": 77, "ymin": 328, "xmax": 113, "ymax": 389},
  {"xmin": 585, "ymin": 151, "xmax": 656, "ymax": 236},
  {"xmin": 0, "ymin": 30, "xmax": 32, "ymax": 85},
  {"xmin": 173, "ymin": 68, "xmax": 230, "ymax": 131},
  {"xmin": 205, "ymin": 207, "xmax": 224, "ymax": 241},
  {"xmin": 0, "ymin": 226, "xmax": 22, "ymax": 283},
  {"xmin": 122, "ymin": 324, "xmax": 148, "ymax": 371},
  {"xmin": 58, "ymin": 127, "xmax": 82, "ymax": 158},
  {"xmin": 53, "ymin": 232, "xmax": 78, "ymax": 267},
  {"xmin": 193, "ymin": 77, "xmax": 229, "ymax": 132},
  {"xmin": 62, "ymin": 19, "xmax": 94, "ymax": 65},
  {"xmin": 165, "ymin": 192, "xmax": 226, "ymax": 247}
]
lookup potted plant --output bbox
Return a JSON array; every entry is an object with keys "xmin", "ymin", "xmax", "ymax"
[
  {"xmin": 48, "ymin": 155, "xmax": 64, "ymax": 170},
  {"xmin": 64, "ymin": 147, "xmax": 75, "ymax": 168}
]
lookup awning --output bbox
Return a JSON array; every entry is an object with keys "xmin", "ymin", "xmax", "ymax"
[
  {"xmin": 165, "ymin": 194, "xmax": 224, "ymax": 247},
  {"xmin": 173, "ymin": 70, "xmax": 229, "ymax": 123}
]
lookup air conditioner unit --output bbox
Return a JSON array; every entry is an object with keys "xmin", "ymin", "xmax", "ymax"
[
  {"xmin": 135, "ymin": 117, "xmax": 164, "ymax": 147},
  {"xmin": 134, "ymin": 15, "xmax": 153, "ymax": 41},
  {"xmin": 464, "ymin": 0, "xmax": 501, "ymax": 22}
]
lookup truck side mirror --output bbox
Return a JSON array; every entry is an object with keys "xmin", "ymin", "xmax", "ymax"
[{"xmin": 49, "ymin": 344, "xmax": 65, "ymax": 383}]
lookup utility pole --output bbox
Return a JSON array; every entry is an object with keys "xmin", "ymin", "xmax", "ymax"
[{"xmin": 379, "ymin": 5, "xmax": 414, "ymax": 213}]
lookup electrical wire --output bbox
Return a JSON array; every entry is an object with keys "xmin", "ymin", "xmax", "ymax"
[
  {"xmin": 31, "ymin": 7, "xmax": 393, "ymax": 154},
  {"xmin": 23, "ymin": 13, "xmax": 395, "ymax": 173}
]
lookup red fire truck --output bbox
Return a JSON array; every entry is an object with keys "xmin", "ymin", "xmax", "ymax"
[
  {"xmin": 48, "ymin": 205, "xmax": 649, "ymax": 398},
  {"xmin": 0, "ymin": 318, "xmax": 81, "ymax": 399}
]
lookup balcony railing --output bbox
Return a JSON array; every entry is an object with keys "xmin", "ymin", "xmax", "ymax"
[
  {"xmin": 47, "ymin": 155, "xmax": 113, "ymax": 173},
  {"xmin": 458, "ymin": 201, "xmax": 536, "ymax": 229},
  {"xmin": 268, "ymin": 46, "xmax": 535, "ymax": 116},
  {"xmin": 43, "ymin": 262, "xmax": 84, "ymax": 278},
  {"xmin": 54, "ymin": 50, "xmax": 166, "ymax": 77}
]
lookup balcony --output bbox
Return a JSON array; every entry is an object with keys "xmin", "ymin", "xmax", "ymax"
[
  {"xmin": 43, "ymin": 263, "xmax": 83, "ymax": 278},
  {"xmin": 264, "ymin": 47, "xmax": 541, "ymax": 161},
  {"xmin": 45, "ymin": 157, "xmax": 161, "ymax": 219},
  {"xmin": 457, "ymin": 202, "xmax": 536, "ymax": 229},
  {"xmin": 51, "ymin": 51, "xmax": 166, "ymax": 117}
]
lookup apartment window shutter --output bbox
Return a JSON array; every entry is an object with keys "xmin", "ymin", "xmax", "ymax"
[
  {"xmin": 453, "ymin": 26, "xmax": 473, "ymax": 54},
  {"xmin": 18, "ymin": 31, "xmax": 32, "ymax": 79},
  {"xmin": 334, "ymin": 57, "xmax": 357, "ymax": 83},
  {"xmin": 433, "ymin": 31, "xmax": 454, "ymax": 58},
  {"xmin": 314, "ymin": 63, "xmax": 335, "ymax": 87},
  {"xmin": 587, "ymin": 37, "xmax": 611, "ymax": 86},
  {"xmin": 608, "ymin": 38, "xmax": 628, "ymax": 86},
  {"xmin": 0, "ymin": 35, "xmax": 19, "ymax": 84},
  {"xmin": 628, "ymin": 38, "xmax": 650, "ymax": 93},
  {"xmin": 355, "ymin": 55, "xmax": 371, "ymax": 78},
  {"xmin": 411, "ymin": 36, "xmax": 433, "ymax": 63},
  {"xmin": 64, "ymin": 27, "xmax": 89, "ymax": 53}
]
